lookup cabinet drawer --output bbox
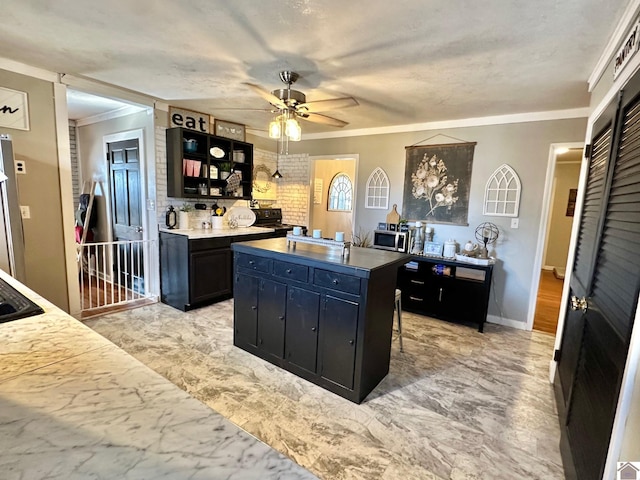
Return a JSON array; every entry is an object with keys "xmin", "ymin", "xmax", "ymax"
[
  {"xmin": 273, "ymin": 261, "xmax": 308, "ymax": 283},
  {"xmin": 236, "ymin": 253, "xmax": 271, "ymax": 273},
  {"xmin": 314, "ymin": 269, "xmax": 360, "ymax": 295},
  {"xmin": 190, "ymin": 237, "xmax": 231, "ymax": 251}
]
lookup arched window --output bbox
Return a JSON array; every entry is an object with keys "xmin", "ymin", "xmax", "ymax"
[
  {"xmin": 365, "ymin": 167, "xmax": 389, "ymax": 209},
  {"xmin": 328, "ymin": 173, "xmax": 353, "ymax": 211},
  {"xmin": 484, "ymin": 164, "xmax": 521, "ymax": 217}
]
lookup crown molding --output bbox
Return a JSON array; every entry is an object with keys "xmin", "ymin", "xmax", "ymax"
[
  {"xmin": 75, "ymin": 105, "xmax": 148, "ymax": 127},
  {"xmin": 0, "ymin": 57, "xmax": 58, "ymax": 82},
  {"xmin": 588, "ymin": 0, "xmax": 640, "ymax": 91},
  {"xmin": 295, "ymin": 108, "xmax": 589, "ymax": 141}
]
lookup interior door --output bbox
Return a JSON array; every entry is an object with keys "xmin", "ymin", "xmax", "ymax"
[
  {"xmin": 557, "ymin": 74, "xmax": 640, "ymax": 479},
  {"xmin": 108, "ymin": 139, "xmax": 143, "ymax": 292}
]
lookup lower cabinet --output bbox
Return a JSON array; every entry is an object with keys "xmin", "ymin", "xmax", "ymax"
[
  {"xmin": 399, "ymin": 257, "xmax": 493, "ymax": 332},
  {"xmin": 233, "ymin": 272, "xmax": 258, "ymax": 346},
  {"xmin": 318, "ymin": 295, "xmax": 359, "ymax": 390},
  {"xmin": 161, "ymin": 232, "xmax": 274, "ymax": 311},
  {"xmin": 257, "ymin": 278, "xmax": 287, "ymax": 360},
  {"xmin": 285, "ymin": 286, "xmax": 320, "ymax": 374}
]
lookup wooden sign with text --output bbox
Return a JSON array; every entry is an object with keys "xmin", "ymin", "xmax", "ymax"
[
  {"xmin": 0, "ymin": 87, "xmax": 30, "ymax": 131},
  {"xmin": 169, "ymin": 106, "xmax": 211, "ymax": 133}
]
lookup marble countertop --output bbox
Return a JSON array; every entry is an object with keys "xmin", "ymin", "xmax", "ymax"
[
  {"xmin": 159, "ymin": 226, "xmax": 274, "ymax": 239},
  {"xmin": 0, "ymin": 270, "xmax": 316, "ymax": 480}
]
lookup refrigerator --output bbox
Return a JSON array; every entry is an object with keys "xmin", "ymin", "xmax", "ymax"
[{"xmin": 0, "ymin": 134, "xmax": 26, "ymax": 282}]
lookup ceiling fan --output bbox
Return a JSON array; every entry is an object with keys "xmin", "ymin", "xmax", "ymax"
[{"xmin": 244, "ymin": 71, "xmax": 359, "ymax": 128}]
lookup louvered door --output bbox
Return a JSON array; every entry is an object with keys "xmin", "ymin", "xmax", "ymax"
[{"xmin": 558, "ymin": 74, "xmax": 640, "ymax": 480}]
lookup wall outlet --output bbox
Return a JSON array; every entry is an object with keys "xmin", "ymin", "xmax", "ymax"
[
  {"xmin": 511, "ymin": 218, "xmax": 519, "ymax": 229},
  {"xmin": 15, "ymin": 160, "xmax": 26, "ymax": 174},
  {"xmin": 20, "ymin": 205, "xmax": 31, "ymax": 219}
]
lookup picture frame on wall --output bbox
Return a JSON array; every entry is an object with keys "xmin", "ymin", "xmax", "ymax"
[{"xmin": 214, "ymin": 119, "xmax": 246, "ymax": 142}]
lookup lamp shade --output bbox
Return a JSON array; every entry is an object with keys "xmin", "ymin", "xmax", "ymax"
[
  {"xmin": 269, "ymin": 119, "xmax": 281, "ymax": 139},
  {"xmin": 285, "ymin": 118, "xmax": 301, "ymax": 141}
]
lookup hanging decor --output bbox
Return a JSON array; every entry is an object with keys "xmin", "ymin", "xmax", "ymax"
[
  {"xmin": 402, "ymin": 142, "xmax": 476, "ymax": 225},
  {"xmin": 0, "ymin": 86, "xmax": 29, "ymax": 131}
]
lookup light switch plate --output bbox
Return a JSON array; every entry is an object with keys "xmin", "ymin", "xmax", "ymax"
[
  {"xmin": 511, "ymin": 218, "xmax": 519, "ymax": 229},
  {"xmin": 20, "ymin": 205, "xmax": 30, "ymax": 219}
]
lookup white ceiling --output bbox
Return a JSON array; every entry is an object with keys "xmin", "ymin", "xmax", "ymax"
[{"xmin": 0, "ymin": 0, "xmax": 629, "ymax": 134}]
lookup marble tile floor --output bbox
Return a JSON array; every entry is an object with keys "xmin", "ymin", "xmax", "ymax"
[{"xmin": 85, "ymin": 300, "xmax": 565, "ymax": 480}]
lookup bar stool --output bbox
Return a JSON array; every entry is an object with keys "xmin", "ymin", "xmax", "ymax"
[{"xmin": 394, "ymin": 288, "xmax": 404, "ymax": 352}]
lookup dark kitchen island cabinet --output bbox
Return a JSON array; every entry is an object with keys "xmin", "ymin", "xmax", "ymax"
[
  {"xmin": 232, "ymin": 238, "xmax": 411, "ymax": 403},
  {"xmin": 159, "ymin": 229, "xmax": 274, "ymax": 311}
]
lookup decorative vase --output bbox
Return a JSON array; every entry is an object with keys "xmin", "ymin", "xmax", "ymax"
[
  {"xmin": 178, "ymin": 211, "xmax": 190, "ymax": 230},
  {"xmin": 211, "ymin": 216, "xmax": 224, "ymax": 229}
]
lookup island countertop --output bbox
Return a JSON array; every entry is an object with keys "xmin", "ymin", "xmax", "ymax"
[
  {"xmin": 232, "ymin": 237, "xmax": 412, "ymax": 277},
  {"xmin": 0, "ymin": 270, "xmax": 316, "ymax": 479}
]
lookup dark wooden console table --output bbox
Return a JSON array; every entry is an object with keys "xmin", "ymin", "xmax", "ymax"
[{"xmin": 398, "ymin": 256, "xmax": 493, "ymax": 332}]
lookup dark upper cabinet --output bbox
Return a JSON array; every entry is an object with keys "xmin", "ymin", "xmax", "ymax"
[
  {"xmin": 285, "ymin": 286, "xmax": 320, "ymax": 373},
  {"xmin": 166, "ymin": 127, "xmax": 253, "ymax": 200},
  {"xmin": 234, "ymin": 272, "xmax": 259, "ymax": 346}
]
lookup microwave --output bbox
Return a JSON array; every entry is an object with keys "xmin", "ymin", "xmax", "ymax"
[{"xmin": 373, "ymin": 229, "xmax": 413, "ymax": 252}]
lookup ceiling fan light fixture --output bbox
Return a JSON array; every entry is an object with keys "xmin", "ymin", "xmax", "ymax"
[
  {"xmin": 268, "ymin": 118, "xmax": 281, "ymax": 139},
  {"xmin": 285, "ymin": 117, "xmax": 301, "ymax": 141}
]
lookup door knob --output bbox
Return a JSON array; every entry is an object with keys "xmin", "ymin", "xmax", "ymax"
[{"xmin": 570, "ymin": 295, "xmax": 588, "ymax": 312}]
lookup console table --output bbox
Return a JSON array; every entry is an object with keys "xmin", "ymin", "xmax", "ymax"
[{"xmin": 398, "ymin": 256, "xmax": 493, "ymax": 332}]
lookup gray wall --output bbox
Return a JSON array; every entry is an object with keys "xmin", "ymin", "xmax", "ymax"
[
  {"xmin": 0, "ymin": 69, "xmax": 70, "ymax": 310},
  {"xmin": 286, "ymin": 119, "xmax": 587, "ymax": 325},
  {"xmin": 544, "ymin": 161, "xmax": 581, "ymax": 269}
]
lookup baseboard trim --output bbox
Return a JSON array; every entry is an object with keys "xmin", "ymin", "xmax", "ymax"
[{"xmin": 486, "ymin": 314, "xmax": 527, "ymax": 330}]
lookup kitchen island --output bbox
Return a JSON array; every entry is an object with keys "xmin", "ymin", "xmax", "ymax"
[
  {"xmin": 232, "ymin": 238, "xmax": 411, "ymax": 403},
  {"xmin": 0, "ymin": 270, "xmax": 316, "ymax": 480}
]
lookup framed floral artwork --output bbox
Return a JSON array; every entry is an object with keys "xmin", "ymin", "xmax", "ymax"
[{"xmin": 402, "ymin": 142, "xmax": 476, "ymax": 225}]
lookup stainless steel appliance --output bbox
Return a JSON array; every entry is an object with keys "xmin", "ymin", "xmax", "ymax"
[
  {"xmin": 372, "ymin": 229, "xmax": 414, "ymax": 252},
  {"xmin": 0, "ymin": 134, "xmax": 26, "ymax": 282},
  {"xmin": 253, "ymin": 208, "xmax": 306, "ymax": 237}
]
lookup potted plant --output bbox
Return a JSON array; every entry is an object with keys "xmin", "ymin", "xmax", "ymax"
[
  {"xmin": 219, "ymin": 162, "xmax": 231, "ymax": 180},
  {"xmin": 178, "ymin": 203, "xmax": 193, "ymax": 229}
]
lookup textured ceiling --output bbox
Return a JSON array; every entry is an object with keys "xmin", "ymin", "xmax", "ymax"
[{"xmin": 0, "ymin": 0, "xmax": 629, "ymax": 134}]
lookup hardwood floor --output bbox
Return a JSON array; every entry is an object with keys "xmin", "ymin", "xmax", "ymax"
[
  {"xmin": 533, "ymin": 269, "xmax": 564, "ymax": 334},
  {"xmin": 80, "ymin": 274, "xmax": 152, "ymax": 319}
]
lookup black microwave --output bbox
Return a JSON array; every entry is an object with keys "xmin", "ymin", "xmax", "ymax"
[{"xmin": 373, "ymin": 229, "xmax": 413, "ymax": 252}]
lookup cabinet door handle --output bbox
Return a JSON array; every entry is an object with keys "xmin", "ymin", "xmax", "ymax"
[
  {"xmin": 311, "ymin": 327, "xmax": 317, "ymax": 332},
  {"xmin": 410, "ymin": 279, "xmax": 425, "ymax": 285},
  {"xmin": 332, "ymin": 279, "xmax": 339, "ymax": 285},
  {"xmin": 439, "ymin": 287, "xmax": 443, "ymax": 302},
  {"xmin": 251, "ymin": 305, "xmax": 257, "ymax": 310},
  {"xmin": 279, "ymin": 315, "xmax": 284, "ymax": 321},
  {"xmin": 349, "ymin": 340, "xmax": 354, "ymax": 345},
  {"xmin": 409, "ymin": 296, "xmax": 423, "ymax": 302},
  {"xmin": 286, "ymin": 269, "xmax": 292, "ymax": 274},
  {"xmin": 249, "ymin": 260, "xmax": 255, "ymax": 265}
]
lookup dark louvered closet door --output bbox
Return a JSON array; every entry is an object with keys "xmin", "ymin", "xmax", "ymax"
[
  {"xmin": 557, "ymin": 118, "xmax": 612, "ymax": 403},
  {"xmin": 562, "ymin": 84, "xmax": 640, "ymax": 480}
]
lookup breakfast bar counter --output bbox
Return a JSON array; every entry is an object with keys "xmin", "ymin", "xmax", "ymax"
[
  {"xmin": 0, "ymin": 270, "xmax": 316, "ymax": 479},
  {"xmin": 231, "ymin": 238, "xmax": 411, "ymax": 403}
]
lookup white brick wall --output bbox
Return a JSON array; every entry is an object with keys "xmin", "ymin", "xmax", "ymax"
[
  {"xmin": 69, "ymin": 121, "xmax": 80, "ymax": 210},
  {"xmin": 277, "ymin": 153, "xmax": 310, "ymax": 227}
]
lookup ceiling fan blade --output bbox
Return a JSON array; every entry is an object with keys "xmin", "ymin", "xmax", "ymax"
[
  {"xmin": 244, "ymin": 83, "xmax": 287, "ymax": 110},
  {"xmin": 301, "ymin": 112, "xmax": 348, "ymax": 128},
  {"xmin": 297, "ymin": 96, "xmax": 358, "ymax": 113}
]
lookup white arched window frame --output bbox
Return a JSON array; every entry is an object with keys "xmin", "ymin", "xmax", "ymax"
[
  {"xmin": 483, "ymin": 164, "xmax": 521, "ymax": 217},
  {"xmin": 365, "ymin": 167, "xmax": 390, "ymax": 209},
  {"xmin": 328, "ymin": 172, "xmax": 353, "ymax": 212}
]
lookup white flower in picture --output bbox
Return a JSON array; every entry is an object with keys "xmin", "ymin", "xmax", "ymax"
[{"xmin": 411, "ymin": 154, "xmax": 459, "ymax": 216}]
